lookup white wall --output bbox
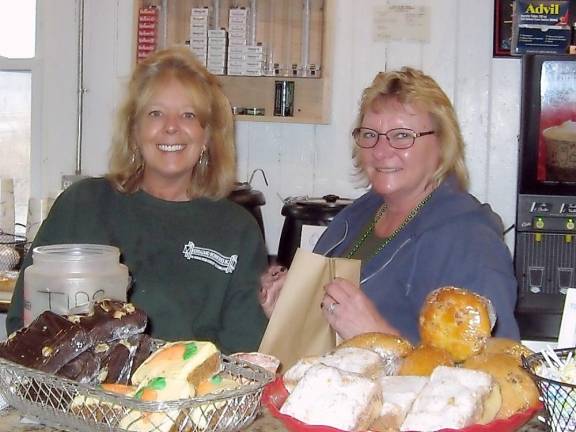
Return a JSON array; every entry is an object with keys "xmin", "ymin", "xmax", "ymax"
[{"xmin": 35, "ymin": 0, "xmax": 522, "ymax": 255}]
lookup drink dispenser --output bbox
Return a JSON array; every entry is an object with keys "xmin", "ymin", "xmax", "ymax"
[{"xmin": 23, "ymin": 244, "xmax": 129, "ymax": 325}]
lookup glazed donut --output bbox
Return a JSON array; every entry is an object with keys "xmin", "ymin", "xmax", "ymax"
[
  {"xmin": 398, "ymin": 345, "xmax": 455, "ymax": 376},
  {"xmin": 419, "ymin": 286, "xmax": 494, "ymax": 362},
  {"xmin": 463, "ymin": 352, "xmax": 540, "ymax": 419}
]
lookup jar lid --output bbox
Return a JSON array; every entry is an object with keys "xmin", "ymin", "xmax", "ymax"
[
  {"xmin": 281, "ymin": 195, "xmax": 353, "ymax": 221},
  {"xmin": 32, "ymin": 244, "xmax": 121, "ymax": 262},
  {"xmin": 293, "ymin": 194, "xmax": 353, "ymax": 208}
]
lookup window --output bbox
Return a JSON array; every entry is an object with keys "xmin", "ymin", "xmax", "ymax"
[{"xmin": 0, "ymin": 0, "xmax": 36, "ymax": 235}]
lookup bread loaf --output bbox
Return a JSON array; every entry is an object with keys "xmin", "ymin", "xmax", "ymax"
[
  {"xmin": 419, "ymin": 286, "xmax": 494, "ymax": 361},
  {"xmin": 463, "ymin": 352, "xmax": 539, "ymax": 419},
  {"xmin": 482, "ymin": 337, "xmax": 533, "ymax": 364},
  {"xmin": 398, "ymin": 345, "xmax": 454, "ymax": 376}
]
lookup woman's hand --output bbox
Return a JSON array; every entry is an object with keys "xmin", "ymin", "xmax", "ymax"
[
  {"xmin": 321, "ymin": 277, "xmax": 399, "ymax": 339},
  {"xmin": 259, "ymin": 265, "xmax": 287, "ymax": 319}
]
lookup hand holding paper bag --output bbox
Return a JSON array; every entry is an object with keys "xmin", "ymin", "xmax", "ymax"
[{"xmin": 258, "ymin": 248, "xmax": 361, "ymax": 371}]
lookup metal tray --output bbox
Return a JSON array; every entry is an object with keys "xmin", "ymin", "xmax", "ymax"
[{"xmin": 0, "ymin": 348, "xmax": 273, "ymax": 432}]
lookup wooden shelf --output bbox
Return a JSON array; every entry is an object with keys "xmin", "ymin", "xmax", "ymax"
[
  {"xmin": 136, "ymin": 0, "xmax": 333, "ymax": 125},
  {"xmin": 219, "ymin": 75, "xmax": 329, "ymax": 124}
]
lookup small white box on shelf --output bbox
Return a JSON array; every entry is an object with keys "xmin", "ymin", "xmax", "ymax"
[
  {"xmin": 191, "ymin": 7, "xmax": 209, "ymax": 17},
  {"xmin": 229, "ymin": 39, "xmax": 248, "ymax": 47},
  {"xmin": 208, "ymin": 40, "xmax": 226, "ymax": 54},
  {"xmin": 190, "ymin": 29, "xmax": 207, "ymax": 37},
  {"xmin": 207, "ymin": 52, "xmax": 226, "ymax": 66},
  {"xmin": 229, "ymin": 30, "xmax": 248, "ymax": 39},
  {"xmin": 229, "ymin": 8, "xmax": 248, "ymax": 17},
  {"xmin": 208, "ymin": 60, "xmax": 226, "ymax": 69},
  {"xmin": 229, "ymin": 22, "xmax": 248, "ymax": 32},
  {"xmin": 208, "ymin": 29, "xmax": 227, "ymax": 38},
  {"xmin": 227, "ymin": 59, "xmax": 245, "ymax": 68}
]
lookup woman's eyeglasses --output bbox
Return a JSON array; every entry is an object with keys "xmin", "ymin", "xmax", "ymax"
[{"xmin": 352, "ymin": 127, "xmax": 435, "ymax": 149}]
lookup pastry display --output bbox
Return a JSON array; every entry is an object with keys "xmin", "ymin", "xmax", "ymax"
[
  {"xmin": 0, "ymin": 301, "xmax": 271, "ymax": 432},
  {"xmin": 419, "ymin": 286, "xmax": 494, "ymax": 362},
  {"xmin": 268, "ymin": 286, "xmax": 539, "ymax": 432}
]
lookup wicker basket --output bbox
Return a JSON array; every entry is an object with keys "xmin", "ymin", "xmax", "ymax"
[
  {"xmin": 523, "ymin": 348, "xmax": 576, "ymax": 432},
  {"xmin": 0, "ymin": 230, "xmax": 26, "ymax": 271},
  {"xmin": 0, "ymin": 349, "xmax": 274, "ymax": 432}
]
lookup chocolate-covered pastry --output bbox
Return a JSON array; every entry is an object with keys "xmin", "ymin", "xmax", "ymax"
[
  {"xmin": 68, "ymin": 299, "xmax": 147, "ymax": 344},
  {"xmin": 99, "ymin": 334, "xmax": 152, "ymax": 385},
  {"xmin": 0, "ymin": 310, "xmax": 90, "ymax": 373},
  {"xmin": 57, "ymin": 350, "xmax": 101, "ymax": 383},
  {"xmin": 130, "ymin": 333, "xmax": 153, "ymax": 375}
]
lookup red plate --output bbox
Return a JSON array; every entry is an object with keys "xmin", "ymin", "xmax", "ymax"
[{"xmin": 262, "ymin": 377, "xmax": 542, "ymax": 432}]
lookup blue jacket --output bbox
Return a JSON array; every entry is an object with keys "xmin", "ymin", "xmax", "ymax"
[{"xmin": 313, "ymin": 176, "xmax": 520, "ymax": 343}]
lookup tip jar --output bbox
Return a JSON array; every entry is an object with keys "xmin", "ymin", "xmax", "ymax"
[{"xmin": 23, "ymin": 244, "xmax": 130, "ymax": 325}]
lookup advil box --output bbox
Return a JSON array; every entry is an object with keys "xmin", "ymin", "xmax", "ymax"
[{"xmin": 511, "ymin": 0, "xmax": 571, "ymax": 54}]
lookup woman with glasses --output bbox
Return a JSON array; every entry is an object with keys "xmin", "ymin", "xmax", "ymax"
[{"xmin": 261, "ymin": 67, "xmax": 519, "ymax": 344}]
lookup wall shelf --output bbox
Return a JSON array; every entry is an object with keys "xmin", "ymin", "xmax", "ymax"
[{"xmin": 136, "ymin": 0, "xmax": 332, "ymax": 124}]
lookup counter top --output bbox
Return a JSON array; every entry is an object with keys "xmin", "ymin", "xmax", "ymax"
[
  {"xmin": 0, "ymin": 407, "xmax": 287, "ymax": 431},
  {"xmin": 0, "ymin": 407, "xmax": 549, "ymax": 432}
]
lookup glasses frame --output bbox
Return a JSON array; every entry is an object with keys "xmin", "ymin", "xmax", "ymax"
[{"xmin": 352, "ymin": 127, "xmax": 435, "ymax": 149}]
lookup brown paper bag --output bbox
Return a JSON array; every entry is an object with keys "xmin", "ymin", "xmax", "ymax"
[{"xmin": 258, "ymin": 248, "xmax": 361, "ymax": 371}]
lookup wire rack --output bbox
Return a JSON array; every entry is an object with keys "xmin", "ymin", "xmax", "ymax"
[
  {"xmin": 523, "ymin": 348, "xmax": 576, "ymax": 432},
  {"xmin": 0, "ymin": 351, "xmax": 274, "ymax": 432},
  {"xmin": 0, "ymin": 230, "xmax": 26, "ymax": 271}
]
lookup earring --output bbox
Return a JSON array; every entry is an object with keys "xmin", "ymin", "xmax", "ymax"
[{"xmin": 198, "ymin": 146, "xmax": 209, "ymax": 168}]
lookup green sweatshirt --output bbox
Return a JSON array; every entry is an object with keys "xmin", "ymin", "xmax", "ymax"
[{"xmin": 7, "ymin": 178, "xmax": 268, "ymax": 354}]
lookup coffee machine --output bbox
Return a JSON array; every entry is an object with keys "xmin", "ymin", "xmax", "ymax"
[{"xmin": 514, "ymin": 55, "xmax": 576, "ymax": 341}]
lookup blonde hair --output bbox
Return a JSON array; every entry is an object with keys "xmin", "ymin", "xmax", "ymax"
[
  {"xmin": 353, "ymin": 67, "xmax": 469, "ymax": 190},
  {"xmin": 107, "ymin": 46, "xmax": 236, "ymax": 199}
]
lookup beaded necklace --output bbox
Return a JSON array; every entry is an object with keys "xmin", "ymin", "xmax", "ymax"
[{"xmin": 345, "ymin": 191, "xmax": 434, "ymax": 259}]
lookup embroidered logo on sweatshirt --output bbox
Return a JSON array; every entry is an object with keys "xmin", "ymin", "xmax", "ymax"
[{"xmin": 182, "ymin": 241, "xmax": 237, "ymax": 273}]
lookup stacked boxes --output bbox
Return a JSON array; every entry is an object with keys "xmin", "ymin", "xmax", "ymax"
[
  {"xmin": 244, "ymin": 45, "xmax": 265, "ymax": 76},
  {"xmin": 207, "ymin": 29, "xmax": 227, "ymax": 75},
  {"xmin": 136, "ymin": 6, "xmax": 159, "ymax": 62},
  {"xmin": 227, "ymin": 8, "xmax": 265, "ymax": 76},
  {"xmin": 189, "ymin": 8, "xmax": 209, "ymax": 66},
  {"xmin": 227, "ymin": 8, "xmax": 249, "ymax": 76}
]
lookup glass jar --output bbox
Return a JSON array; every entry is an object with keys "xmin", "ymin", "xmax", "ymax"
[{"xmin": 23, "ymin": 244, "xmax": 129, "ymax": 325}]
